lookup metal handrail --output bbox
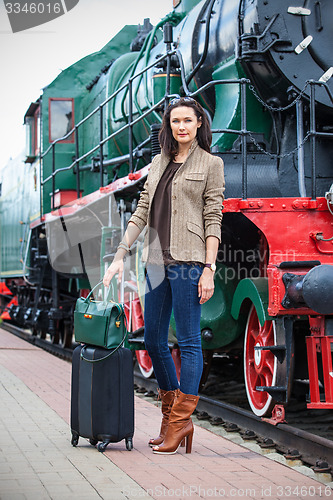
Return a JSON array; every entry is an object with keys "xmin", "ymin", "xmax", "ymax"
[
  {"xmin": 42, "ymin": 49, "xmax": 183, "ymax": 212},
  {"xmin": 41, "ymin": 39, "xmax": 333, "ymax": 211},
  {"xmin": 42, "ymin": 50, "xmax": 177, "ymax": 164},
  {"xmin": 42, "ymin": 96, "xmax": 170, "ymax": 185}
]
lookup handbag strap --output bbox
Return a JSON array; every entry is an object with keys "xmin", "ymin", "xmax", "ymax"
[
  {"xmin": 84, "ymin": 279, "xmax": 115, "ymax": 304},
  {"xmin": 79, "ymin": 279, "xmax": 129, "ymax": 363},
  {"xmin": 80, "ymin": 324, "xmax": 127, "ymax": 363}
]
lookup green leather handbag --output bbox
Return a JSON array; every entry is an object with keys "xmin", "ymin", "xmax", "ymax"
[{"xmin": 74, "ymin": 281, "xmax": 126, "ymax": 350}]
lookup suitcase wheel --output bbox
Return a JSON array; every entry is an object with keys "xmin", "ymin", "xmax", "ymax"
[
  {"xmin": 97, "ymin": 441, "xmax": 109, "ymax": 452},
  {"xmin": 71, "ymin": 432, "xmax": 79, "ymax": 447},
  {"xmin": 89, "ymin": 439, "xmax": 98, "ymax": 446},
  {"xmin": 126, "ymin": 438, "xmax": 133, "ymax": 451}
]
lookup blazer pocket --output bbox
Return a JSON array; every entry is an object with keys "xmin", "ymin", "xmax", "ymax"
[
  {"xmin": 187, "ymin": 221, "xmax": 205, "ymax": 243},
  {"xmin": 185, "ymin": 172, "xmax": 205, "ymax": 181}
]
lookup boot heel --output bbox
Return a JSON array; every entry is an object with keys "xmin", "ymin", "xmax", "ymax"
[
  {"xmin": 151, "ymin": 391, "xmax": 199, "ymax": 455},
  {"xmin": 185, "ymin": 430, "xmax": 193, "ymax": 454},
  {"xmin": 180, "ymin": 438, "xmax": 185, "ymax": 447}
]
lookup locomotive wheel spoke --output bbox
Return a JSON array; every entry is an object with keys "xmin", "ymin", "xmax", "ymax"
[
  {"xmin": 131, "ymin": 296, "xmax": 154, "ymax": 379},
  {"xmin": 36, "ymin": 329, "xmax": 46, "ymax": 340},
  {"xmin": 50, "ymin": 332, "xmax": 60, "ymax": 344},
  {"xmin": 263, "ymin": 358, "xmax": 275, "ymax": 381},
  {"xmin": 136, "ymin": 350, "xmax": 154, "ymax": 378},
  {"xmin": 59, "ymin": 321, "xmax": 73, "ymax": 349}
]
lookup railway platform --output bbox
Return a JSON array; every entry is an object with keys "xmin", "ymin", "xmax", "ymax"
[{"xmin": 0, "ymin": 326, "xmax": 332, "ymax": 500}]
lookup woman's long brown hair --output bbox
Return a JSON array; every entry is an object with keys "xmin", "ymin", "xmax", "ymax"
[{"xmin": 159, "ymin": 97, "xmax": 212, "ymax": 159}]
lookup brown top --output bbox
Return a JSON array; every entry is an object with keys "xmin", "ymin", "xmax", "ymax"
[
  {"xmin": 149, "ymin": 160, "xmax": 182, "ymax": 264},
  {"xmin": 129, "ymin": 139, "xmax": 225, "ymax": 264}
]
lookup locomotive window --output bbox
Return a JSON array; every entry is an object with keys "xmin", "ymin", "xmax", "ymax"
[
  {"xmin": 24, "ymin": 102, "xmax": 40, "ymax": 162},
  {"xmin": 35, "ymin": 107, "xmax": 40, "ymax": 155},
  {"xmin": 49, "ymin": 98, "xmax": 74, "ymax": 143},
  {"xmin": 25, "ymin": 116, "xmax": 34, "ymax": 158}
]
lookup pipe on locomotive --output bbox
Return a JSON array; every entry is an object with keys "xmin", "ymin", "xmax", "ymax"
[{"xmin": 282, "ymin": 264, "xmax": 333, "ymax": 315}]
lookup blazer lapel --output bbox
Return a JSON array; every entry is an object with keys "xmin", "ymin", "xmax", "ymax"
[
  {"xmin": 149, "ymin": 139, "xmax": 199, "ymax": 201},
  {"xmin": 149, "ymin": 152, "xmax": 170, "ymax": 201},
  {"xmin": 173, "ymin": 138, "xmax": 199, "ymax": 177}
]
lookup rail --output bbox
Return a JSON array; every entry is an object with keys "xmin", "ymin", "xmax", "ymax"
[{"xmin": 41, "ymin": 26, "xmax": 333, "ymax": 214}]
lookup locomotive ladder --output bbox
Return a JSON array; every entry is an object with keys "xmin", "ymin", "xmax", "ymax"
[{"xmin": 306, "ymin": 317, "xmax": 333, "ymax": 409}]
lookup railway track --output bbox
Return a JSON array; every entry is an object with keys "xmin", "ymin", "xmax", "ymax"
[
  {"xmin": 135, "ymin": 371, "xmax": 333, "ymax": 474},
  {"xmin": 2, "ymin": 321, "xmax": 333, "ymax": 478}
]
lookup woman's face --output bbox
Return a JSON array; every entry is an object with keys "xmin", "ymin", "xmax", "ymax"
[{"xmin": 170, "ymin": 106, "xmax": 202, "ymax": 147}]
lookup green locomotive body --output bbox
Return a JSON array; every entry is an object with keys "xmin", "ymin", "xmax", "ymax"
[{"xmin": 0, "ymin": 154, "xmax": 40, "ymax": 277}]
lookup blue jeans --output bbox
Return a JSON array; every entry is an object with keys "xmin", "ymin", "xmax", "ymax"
[{"xmin": 144, "ymin": 263, "xmax": 203, "ymax": 396}]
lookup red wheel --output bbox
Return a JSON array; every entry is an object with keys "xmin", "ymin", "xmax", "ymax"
[
  {"xmin": 244, "ymin": 305, "xmax": 277, "ymax": 416},
  {"xmin": 130, "ymin": 295, "xmax": 154, "ymax": 378},
  {"xmin": 136, "ymin": 350, "xmax": 154, "ymax": 378},
  {"xmin": 171, "ymin": 347, "xmax": 181, "ymax": 381}
]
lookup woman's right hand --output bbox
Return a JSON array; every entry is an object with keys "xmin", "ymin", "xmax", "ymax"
[
  {"xmin": 103, "ymin": 258, "xmax": 124, "ymax": 287},
  {"xmin": 103, "ymin": 223, "xmax": 141, "ymax": 287}
]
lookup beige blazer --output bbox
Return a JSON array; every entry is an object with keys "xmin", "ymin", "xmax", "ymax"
[{"xmin": 129, "ymin": 139, "xmax": 225, "ymax": 264}]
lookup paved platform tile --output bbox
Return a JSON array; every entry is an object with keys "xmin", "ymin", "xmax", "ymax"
[
  {"xmin": 1, "ymin": 328, "xmax": 331, "ymax": 500},
  {"xmin": 0, "ymin": 363, "xmax": 152, "ymax": 500}
]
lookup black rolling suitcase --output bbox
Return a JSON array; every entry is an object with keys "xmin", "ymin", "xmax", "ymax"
[{"xmin": 70, "ymin": 344, "xmax": 134, "ymax": 452}]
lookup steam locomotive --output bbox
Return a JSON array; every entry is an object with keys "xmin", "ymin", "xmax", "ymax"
[{"xmin": 1, "ymin": 0, "xmax": 333, "ymax": 417}]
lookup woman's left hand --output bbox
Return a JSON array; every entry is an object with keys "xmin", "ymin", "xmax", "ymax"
[{"xmin": 198, "ymin": 268, "xmax": 215, "ymax": 304}]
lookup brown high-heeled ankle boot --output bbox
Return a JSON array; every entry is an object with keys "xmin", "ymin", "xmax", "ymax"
[
  {"xmin": 152, "ymin": 390, "xmax": 199, "ymax": 455},
  {"xmin": 148, "ymin": 389, "xmax": 177, "ymax": 447}
]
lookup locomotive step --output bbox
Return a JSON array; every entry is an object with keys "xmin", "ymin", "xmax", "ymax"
[{"xmin": 254, "ymin": 344, "xmax": 286, "ymax": 363}]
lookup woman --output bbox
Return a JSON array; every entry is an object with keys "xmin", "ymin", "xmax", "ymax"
[{"xmin": 103, "ymin": 97, "xmax": 225, "ymax": 454}]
